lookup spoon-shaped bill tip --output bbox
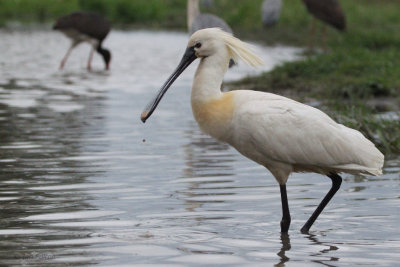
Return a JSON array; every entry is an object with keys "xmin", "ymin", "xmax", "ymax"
[{"xmin": 141, "ymin": 111, "xmax": 149, "ymax": 123}]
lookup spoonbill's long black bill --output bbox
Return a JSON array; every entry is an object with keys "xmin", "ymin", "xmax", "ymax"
[{"xmin": 141, "ymin": 46, "xmax": 197, "ymax": 123}]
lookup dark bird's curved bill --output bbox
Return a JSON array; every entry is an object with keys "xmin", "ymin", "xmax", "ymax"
[{"xmin": 141, "ymin": 46, "xmax": 197, "ymax": 123}]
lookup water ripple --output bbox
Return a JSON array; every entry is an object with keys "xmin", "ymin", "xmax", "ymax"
[{"xmin": 0, "ymin": 29, "xmax": 398, "ymax": 266}]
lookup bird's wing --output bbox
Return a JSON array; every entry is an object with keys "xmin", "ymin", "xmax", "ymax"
[
  {"xmin": 53, "ymin": 12, "xmax": 110, "ymax": 41},
  {"xmin": 230, "ymin": 91, "xmax": 383, "ymax": 175}
]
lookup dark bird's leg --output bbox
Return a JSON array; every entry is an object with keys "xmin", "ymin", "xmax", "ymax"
[
  {"xmin": 87, "ymin": 46, "xmax": 95, "ymax": 71},
  {"xmin": 308, "ymin": 18, "xmax": 317, "ymax": 51},
  {"xmin": 59, "ymin": 43, "xmax": 77, "ymax": 70},
  {"xmin": 321, "ymin": 25, "xmax": 328, "ymax": 52},
  {"xmin": 301, "ymin": 173, "xmax": 342, "ymax": 233},
  {"xmin": 280, "ymin": 184, "xmax": 291, "ymax": 233}
]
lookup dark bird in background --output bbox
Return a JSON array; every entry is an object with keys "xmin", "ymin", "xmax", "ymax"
[
  {"xmin": 53, "ymin": 11, "xmax": 111, "ymax": 70},
  {"xmin": 301, "ymin": 0, "xmax": 346, "ymax": 49}
]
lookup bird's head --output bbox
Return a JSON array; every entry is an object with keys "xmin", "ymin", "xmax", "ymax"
[
  {"xmin": 97, "ymin": 46, "xmax": 111, "ymax": 70},
  {"xmin": 140, "ymin": 28, "xmax": 263, "ymax": 123},
  {"xmin": 188, "ymin": 28, "xmax": 263, "ymax": 67}
]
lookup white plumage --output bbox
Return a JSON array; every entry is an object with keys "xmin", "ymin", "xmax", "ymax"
[
  {"xmin": 228, "ymin": 91, "xmax": 383, "ymax": 182},
  {"xmin": 141, "ymin": 28, "xmax": 384, "ymax": 233}
]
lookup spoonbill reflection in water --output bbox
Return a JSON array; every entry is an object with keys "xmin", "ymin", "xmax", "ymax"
[{"xmin": 141, "ymin": 28, "xmax": 384, "ymax": 233}]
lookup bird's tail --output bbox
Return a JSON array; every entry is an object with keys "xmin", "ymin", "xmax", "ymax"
[{"xmin": 334, "ymin": 126, "xmax": 384, "ymax": 176}]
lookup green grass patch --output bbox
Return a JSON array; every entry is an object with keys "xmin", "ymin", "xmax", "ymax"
[
  {"xmin": 0, "ymin": 0, "xmax": 80, "ymax": 23},
  {"xmin": 0, "ymin": 0, "xmax": 188, "ymax": 28}
]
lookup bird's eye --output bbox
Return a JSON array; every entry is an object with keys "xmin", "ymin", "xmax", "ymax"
[{"xmin": 195, "ymin": 42, "xmax": 202, "ymax": 48}]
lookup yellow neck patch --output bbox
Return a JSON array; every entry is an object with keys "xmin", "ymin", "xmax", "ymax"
[{"xmin": 192, "ymin": 92, "xmax": 235, "ymax": 127}]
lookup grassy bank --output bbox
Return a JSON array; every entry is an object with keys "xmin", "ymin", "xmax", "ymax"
[
  {"xmin": 0, "ymin": 0, "xmax": 268, "ymax": 29},
  {"xmin": 0, "ymin": 0, "xmax": 399, "ymax": 154},
  {"xmin": 0, "ymin": 0, "xmax": 182, "ymax": 27}
]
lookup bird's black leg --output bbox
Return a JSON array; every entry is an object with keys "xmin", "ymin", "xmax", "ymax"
[
  {"xmin": 301, "ymin": 173, "xmax": 342, "ymax": 233},
  {"xmin": 280, "ymin": 184, "xmax": 291, "ymax": 233}
]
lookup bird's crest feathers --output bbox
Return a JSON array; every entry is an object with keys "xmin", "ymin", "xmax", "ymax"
[
  {"xmin": 218, "ymin": 29, "xmax": 264, "ymax": 67},
  {"xmin": 191, "ymin": 28, "xmax": 264, "ymax": 67}
]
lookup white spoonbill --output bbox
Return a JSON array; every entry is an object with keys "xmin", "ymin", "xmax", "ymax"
[{"xmin": 141, "ymin": 28, "xmax": 384, "ymax": 233}]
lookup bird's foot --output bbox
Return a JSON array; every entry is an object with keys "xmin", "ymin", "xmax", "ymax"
[{"xmin": 300, "ymin": 226, "xmax": 310, "ymax": 234}]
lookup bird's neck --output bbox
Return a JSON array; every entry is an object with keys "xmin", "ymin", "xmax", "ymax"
[
  {"xmin": 191, "ymin": 51, "xmax": 230, "ymax": 104},
  {"xmin": 96, "ymin": 43, "xmax": 104, "ymax": 53},
  {"xmin": 96, "ymin": 44, "xmax": 110, "ymax": 69},
  {"xmin": 190, "ymin": 51, "xmax": 233, "ymax": 141},
  {"xmin": 187, "ymin": 0, "xmax": 200, "ymax": 30}
]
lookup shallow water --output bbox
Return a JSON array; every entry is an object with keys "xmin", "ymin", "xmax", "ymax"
[{"xmin": 0, "ymin": 29, "xmax": 399, "ymax": 266}]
